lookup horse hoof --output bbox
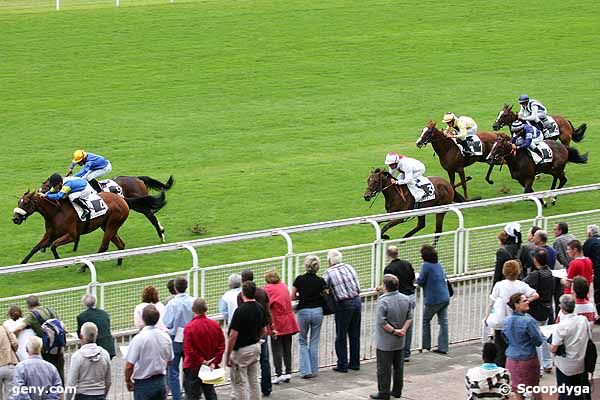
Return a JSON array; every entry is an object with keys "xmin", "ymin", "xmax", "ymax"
[
  {"xmin": 486, "ymin": 180, "xmax": 494, "ymax": 185},
  {"xmin": 40, "ymin": 247, "xmax": 46, "ymax": 253},
  {"xmin": 161, "ymin": 234, "xmax": 166, "ymax": 243},
  {"xmin": 381, "ymin": 234, "xmax": 390, "ymax": 240},
  {"xmin": 77, "ymin": 265, "xmax": 87, "ymax": 273}
]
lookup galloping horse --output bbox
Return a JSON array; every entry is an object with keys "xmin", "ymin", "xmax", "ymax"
[
  {"xmin": 13, "ymin": 188, "xmax": 166, "ymax": 265},
  {"xmin": 492, "ymin": 104, "xmax": 586, "ymax": 146},
  {"xmin": 416, "ymin": 120, "xmax": 509, "ymax": 199},
  {"xmin": 363, "ymin": 168, "xmax": 464, "ymax": 240},
  {"xmin": 487, "ymin": 136, "xmax": 588, "ymax": 201}
]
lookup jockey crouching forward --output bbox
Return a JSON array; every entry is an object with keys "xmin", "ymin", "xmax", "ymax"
[
  {"xmin": 442, "ymin": 112, "xmax": 478, "ymax": 155},
  {"xmin": 42, "ymin": 173, "xmax": 94, "ymax": 220},
  {"xmin": 517, "ymin": 94, "xmax": 553, "ymax": 132},
  {"xmin": 68, "ymin": 150, "xmax": 112, "ymax": 193},
  {"xmin": 510, "ymin": 121, "xmax": 544, "ymax": 159},
  {"xmin": 384, "ymin": 152, "xmax": 426, "ymax": 201}
]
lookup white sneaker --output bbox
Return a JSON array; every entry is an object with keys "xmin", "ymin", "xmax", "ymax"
[
  {"xmin": 282, "ymin": 374, "xmax": 291, "ymax": 382},
  {"xmin": 271, "ymin": 375, "xmax": 283, "ymax": 384}
]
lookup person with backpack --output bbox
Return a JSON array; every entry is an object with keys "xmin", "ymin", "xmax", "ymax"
[{"xmin": 13, "ymin": 296, "xmax": 66, "ymax": 383}]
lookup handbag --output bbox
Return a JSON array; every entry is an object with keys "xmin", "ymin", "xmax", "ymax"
[
  {"xmin": 585, "ymin": 338, "xmax": 597, "ymax": 373},
  {"xmin": 321, "ymin": 288, "xmax": 337, "ymax": 316},
  {"xmin": 485, "ymin": 297, "xmax": 508, "ymax": 330},
  {"xmin": 446, "ymin": 280, "xmax": 454, "ymax": 297}
]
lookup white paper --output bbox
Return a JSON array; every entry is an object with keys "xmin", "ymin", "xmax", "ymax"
[
  {"xmin": 551, "ymin": 269, "xmax": 568, "ymax": 279},
  {"xmin": 174, "ymin": 327, "xmax": 185, "ymax": 343},
  {"xmin": 198, "ymin": 365, "xmax": 225, "ymax": 381},
  {"xmin": 539, "ymin": 324, "xmax": 555, "ymax": 338},
  {"xmin": 120, "ymin": 345, "xmax": 129, "ymax": 359}
]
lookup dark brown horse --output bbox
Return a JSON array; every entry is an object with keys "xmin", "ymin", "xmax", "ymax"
[
  {"xmin": 487, "ymin": 136, "xmax": 588, "ymax": 202},
  {"xmin": 363, "ymin": 168, "xmax": 464, "ymax": 240},
  {"xmin": 416, "ymin": 120, "xmax": 509, "ymax": 198},
  {"xmin": 492, "ymin": 104, "xmax": 586, "ymax": 146},
  {"xmin": 13, "ymin": 191, "xmax": 130, "ymax": 265}
]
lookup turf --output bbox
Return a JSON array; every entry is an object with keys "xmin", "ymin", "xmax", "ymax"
[{"xmin": 1, "ymin": 0, "xmax": 599, "ymax": 300}]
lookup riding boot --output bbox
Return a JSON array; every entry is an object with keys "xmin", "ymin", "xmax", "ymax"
[
  {"xmin": 89, "ymin": 179, "xmax": 103, "ymax": 193},
  {"xmin": 74, "ymin": 198, "xmax": 90, "ymax": 220}
]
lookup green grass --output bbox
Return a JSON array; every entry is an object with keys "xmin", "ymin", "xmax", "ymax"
[{"xmin": 1, "ymin": 0, "xmax": 600, "ymax": 303}]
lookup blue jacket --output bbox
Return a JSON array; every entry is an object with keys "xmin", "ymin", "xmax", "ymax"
[
  {"xmin": 511, "ymin": 125, "xmax": 541, "ymax": 149},
  {"xmin": 45, "ymin": 178, "xmax": 88, "ymax": 200},
  {"xmin": 71, "ymin": 153, "xmax": 109, "ymax": 177},
  {"xmin": 501, "ymin": 312, "xmax": 544, "ymax": 360},
  {"xmin": 416, "ymin": 262, "xmax": 450, "ymax": 305}
]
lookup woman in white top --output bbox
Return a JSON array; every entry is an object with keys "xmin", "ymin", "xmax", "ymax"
[
  {"xmin": 133, "ymin": 285, "xmax": 166, "ymax": 330},
  {"xmin": 3, "ymin": 306, "xmax": 36, "ymax": 361},
  {"xmin": 485, "ymin": 260, "xmax": 539, "ymax": 367}
]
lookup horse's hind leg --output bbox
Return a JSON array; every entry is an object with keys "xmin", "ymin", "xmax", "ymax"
[
  {"xmin": 403, "ymin": 215, "xmax": 426, "ymax": 239},
  {"xmin": 381, "ymin": 219, "xmax": 403, "ymax": 240},
  {"xmin": 72, "ymin": 237, "xmax": 80, "ymax": 253},
  {"xmin": 110, "ymin": 234, "xmax": 126, "ymax": 266},
  {"xmin": 143, "ymin": 211, "xmax": 166, "ymax": 243},
  {"xmin": 432, "ymin": 213, "xmax": 446, "ymax": 248},
  {"xmin": 550, "ymin": 176, "xmax": 558, "ymax": 205},
  {"xmin": 457, "ymin": 168, "xmax": 469, "ymax": 199}
]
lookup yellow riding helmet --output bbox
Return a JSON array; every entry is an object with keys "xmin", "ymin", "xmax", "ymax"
[
  {"xmin": 442, "ymin": 112, "xmax": 456, "ymax": 123},
  {"xmin": 72, "ymin": 150, "xmax": 87, "ymax": 163}
]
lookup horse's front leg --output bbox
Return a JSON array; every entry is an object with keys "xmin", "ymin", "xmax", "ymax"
[
  {"xmin": 457, "ymin": 168, "xmax": 469, "ymax": 199},
  {"xmin": 21, "ymin": 232, "xmax": 53, "ymax": 264},
  {"xmin": 403, "ymin": 215, "xmax": 426, "ymax": 239},
  {"xmin": 381, "ymin": 219, "xmax": 404, "ymax": 240},
  {"xmin": 49, "ymin": 233, "xmax": 76, "ymax": 260},
  {"xmin": 485, "ymin": 164, "xmax": 495, "ymax": 185}
]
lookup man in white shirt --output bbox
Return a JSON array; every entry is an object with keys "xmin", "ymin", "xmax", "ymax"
[
  {"xmin": 219, "ymin": 273, "xmax": 242, "ymax": 324},
  {"xmin": 125, "ymin": 305, "xmax": 174, "ymax": 400}
]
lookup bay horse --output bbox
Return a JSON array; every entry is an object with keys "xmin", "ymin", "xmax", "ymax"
[
  {"xmin": 492, "ymin": 104, "xmax": 586, "ymax": 146},
  {"xmin": 363, "ymin": 168, "xmax": 464, "ymax": 240},
  {"xmin": 487, "ymin": 136, "xmax": 588, "ymax": 202},
  {"xmin": 416, "ymin": 120, "xmax": 509, "ymax": 199}
]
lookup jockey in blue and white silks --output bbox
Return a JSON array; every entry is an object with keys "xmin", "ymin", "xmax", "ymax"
[
  {"xmin": 42, "ymin": 173, "xmax": 94, "ymax": 219},
  {"xmin": 510, "ymin": 121, "xmax": 544, "ymax": 157},
  {"xmin": 517, "ymin": 94, "xmax": 553, "ymax": 132},
  {"xmin": 385, "ymin": 152, "xmax": 426, "ymax": 201},
  {"xmin": 68, "ymin": 150, "xmax": 112, "ymax": 193}
]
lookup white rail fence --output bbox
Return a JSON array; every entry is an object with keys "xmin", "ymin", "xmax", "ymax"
[{"xmin": 1, "ymin": 184, "xmax": 599, "ymax": 332}]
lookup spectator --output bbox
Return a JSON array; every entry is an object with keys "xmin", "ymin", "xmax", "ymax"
[
  {"xmin": 237, "ymin": 270, "xmax": 273, "ymax": 397},
  {"xmin": 66, "ymin": 322, "xmax": 111, "ymax": 400},
  {"xmin": 291, "ymin": 255, "xmax": 325, "ymax": 379},
  {"xmin": 226, "ymin": 281, "xmax": 268, "ymax": 400},
  {"xmin": 532, "ymin": 230, "xmax": 557, "ymax": 268},
  {"xmin": 219, "ymin": 273, "xmax": 242, "ymax": 324},
  {"xmin": 382, "ymin": 245, "xmax": 416, "ymax": 361},
  {"xmin": 583, "ymin": 224, "xmax": 600, "ymax": 322},
  {"xmin": 76, "ymin": 295, "xmax": 116, "ymax": 359},
  {"xmin": 264, "ymin": 269, "xmax": 299, "ymax": 384},
  {"xmin": 563, "ymin": 240, "xmax": 593, "ymax": 298},
  {"xmin": 486, "ymin": 261, "xmax": 539, "ymax": 367},
  {"xmin": 0, "ymin": 321, "xmax": 18, "ymax": 400},
  {"xmin": 133, "ymin": 285, "xmax": 166, "ymax": 331},
  {"xmin": 502, "ymin": 293, "xmax": 544, "ymax": 400},
  {"xmin": 163, "ymin": 279, "xmax": 177, "ymax": 305},
  {"xmin": 465, "ymin": 342, "xmax": 511, "ymax": 400},
  {"xmin": 12, "ymin": 336, "xmax": 62, "ymax": 400},
  {"xmin": 125, "ymin": 305, "xmax": 174, "ymax": 400},
  {"xmin": 417, "ymin": 245, "xmax": 450, "ymax": 354},
  {"xmin": 551, "ymin": 294, "xmax": 592, "ymax": 400},
  {"xmin": 183, "ymin": 298, "xmax": 225, "ymax": 400},
  {"xmin": 323, "ymin": 249, "xmax": 362, "ymax": 373},
  {"xmin": 552, "ymin": 222, "xmax": 576, "ymax": 268},
  {"xmin": 162, "ymin": 276, "xmax": 195, "ymax": 400},
  {"xmin": 556, "ymin": 276, "xmax": 597, "ymax": 325},
  {"xmin": 3, "ymin": 306, "xmax": 35, "ymax": 361},
  {"xmin": 493, "ymin": 223, "xmax": 533, "ymax": 285},
  {"xmin": 526, "ymin": 226, "xmax": 542, "ymax": 248},
  {"xmin": 370, "ymin": 275, "xmax": 412, "ymax": 400},
  {"xmin": 523, "ymin": 249, "xmax": 554, "ymax": 376},
  {"xmin": 13, "ymin": 296, "xmax": 65, "ymax": 383}
]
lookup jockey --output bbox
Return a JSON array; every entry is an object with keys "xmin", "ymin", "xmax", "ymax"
[
  {"xmin": 384, "ymin": 152, "xmax": 426, "ymax": 201},
  {"xmin": 442, "ymin": 112, "xmax": 478, "ymax": 154},
  {"xmin": 517, "ymin": 94, "xmax": 552, "ymax": 132},
  {"xmin": 510, "ymin": 120, "xmax": 544, "ymax": 159},
  {"xmin": 68, "ymin": 150, "xmax": 112, "ymax": 193},
  {"xmin": 42, "ymin": 173, "xmax": 94, "ymax": 220}
]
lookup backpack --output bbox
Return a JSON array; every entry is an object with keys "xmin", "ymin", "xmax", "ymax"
[{"xmin": 31, "ymin": 308, "xmax": 67, "ymax": 354}]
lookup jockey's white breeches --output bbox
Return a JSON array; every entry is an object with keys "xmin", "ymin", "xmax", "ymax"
[
  {"xmin": 466, "ymin": 123, "xmax": 478, "ymax": 136},
  {"xmin": 81, "ymin": 162, "xmax": 112, "ymax": 181},
  {"xmin": 68, "ymin": 186, "xmax": 95, "ymax": 202}
]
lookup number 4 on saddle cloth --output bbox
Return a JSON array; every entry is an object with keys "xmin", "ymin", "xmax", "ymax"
[{"xmin": 70, "ymin": 192, "xmax": 108, "ymax": 221}]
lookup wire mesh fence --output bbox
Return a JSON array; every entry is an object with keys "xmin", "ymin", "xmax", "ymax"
[{"xmin": 384, "ymin": 231, "xmax": 457, "ymax": 275}]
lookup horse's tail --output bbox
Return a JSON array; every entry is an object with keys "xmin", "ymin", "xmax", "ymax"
[
  {"xmin": 453, "ymin": 189, "xmax": 465, "ymax": 203},
  {"xmin": 567, "ymin": 147, "xmax": 589, "ymax": 164},
  {"xmin": 138, "ymin": 175, "xmax": 174, "ymax": 191},
  {"xmin": 125, "ymin": 191, "xmax": 167, "ymax": 214},
  {"xmin": 569, "ymin": 121, "xmax": 587, "ymax": 143}
]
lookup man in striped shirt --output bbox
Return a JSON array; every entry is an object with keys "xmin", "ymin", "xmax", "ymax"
[{"xmin": 323, "ymin": 249, "xmax": 362, "ymax": 373}]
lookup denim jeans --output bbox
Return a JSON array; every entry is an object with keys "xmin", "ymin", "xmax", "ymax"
[
  {"xmin": 334, "ymin": 297, "xmax": 362, "ymax": 370},
  {"xmin": 297, "ymin": 307, "xmax": 324, "ymax": 376},
  {"xmin": 535, "ymin": 320, "xmax": 553, "ymax": 371},
  {"xmin": 168, "ymin": 340, "xmax": 183, "ymax": 400},
  {"xmin": 75, "ymin": 395, "xmax": 105, "ymax": 400},
  {"xmin": 259, "ymin": 339, "xmax": 272, "ymax": 395},
  {"xmin": 404, "ymin": 294, "xmax": 416, "ymax": 359},
  {"xmin": 134, "ymin": 375, "xmax": 166, "ymax": 400},
  {"xmin": 422, "ymin": 301, "xmax": 449, "ymax": 353}
]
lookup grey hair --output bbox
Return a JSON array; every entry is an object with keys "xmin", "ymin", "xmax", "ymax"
[
  {"xmin": 228, "ymin": 273, "xmax": 242, "ymax": 289},
  {"xmin": 386, "ymin": 245, "xmax": 399, "ymax": 259},
  {"xmin": 327, "ymin": 249, "xmax": 343, "ymax": 266},
  {"xmin": 559, "ymin": 294, "xmax": 576, "ymax": 314},
  {"xmin": 534, "ymin": 229, "xmax": 548, "ymax": 244},
  {"xmin": 81, "ymin": 322, "xmax": 98, "ymax": 343},
  {"xmin": 26, "ymin": 336, "xmax": 43, "ymax": 354},
  {"xmin": 304, "ymin": 255, "xmax": 321, "ymax": 273},
  {"xmin": 81, "ymin": 294, "xmax": 97, "ymax": 309},
  {"xmin": 588, "ymin": 224, "xmax": 600, "ymax": 237}
]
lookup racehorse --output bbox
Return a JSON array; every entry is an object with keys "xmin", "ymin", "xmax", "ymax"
[
  {"xmin": 12, "ymin": 189, "xmax": 166, "ymax": 265},
  {"xmin": 487, "ymin": 136, "xmax": 588, "ymax": 202},
  {"xmin": 416, "ymin": 120, "xmax": 509, "ymax": 199},
  {"xmin": 492, "ymin": 104, "xmax": 586, "ymax": 146},
  {"xmin": 363, "ymin": 168, "xmax": 464, "ymax": 240}
]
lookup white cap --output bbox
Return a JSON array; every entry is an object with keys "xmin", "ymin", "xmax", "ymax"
[
  {"xmin": 385, "ymin": 152, "xmax": 401, "ymax": 165},
  {"xmin": 504, "ymin": 222, "xmax": 521, "ymax": 237}
]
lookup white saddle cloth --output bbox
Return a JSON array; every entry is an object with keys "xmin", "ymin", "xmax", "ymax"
[
  {"xmin": 407, "ymin": 177, "xmax": 436, "ymax": 203},
  {"xmin": 70, "ymin": 192, "xmax": 108, "ymax": 221},
  {"xmin": 454, "ymin": 135, "xmax": 483, "ymax": 156},
  {"xmin": 99, "ymin": 179, "xmax": 124, "ymax": 197},
  {"xmin": 542, "ymin": 115, "xmax": 559, "ymax": 139},
  {"xmin": 529, "ymin": 142, "xmax": 553, "ymax": 164}
]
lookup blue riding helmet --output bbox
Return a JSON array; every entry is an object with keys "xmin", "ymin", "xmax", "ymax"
[
  {"xmin": 518, "ymin": 94, "xmax": 530, "ymax": 103},
  {"xmin": 510, "ymin": 121, "xmax": 524, "ymax": 132}
]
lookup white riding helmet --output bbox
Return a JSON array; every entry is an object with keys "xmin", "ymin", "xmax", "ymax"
[
  {"xmin": 384, "ymin": 152, "xmax": 402, "ymax": 165},
  {"xmin": 442, "ymin": 112, "xmax": 456, "ymax": 123}
]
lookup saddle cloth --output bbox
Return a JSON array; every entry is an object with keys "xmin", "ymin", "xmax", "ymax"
[
  {"xmin": 99, "ymin": 179, "xmax": 124, "ymax": 197},
  {"xmin": 527, "ymin": 117, "xmax": 559, "ymax": 139},
  {"xmin": 529, "ymin": 142, "xmax": 553, "ymax": 164},
  {"xmin": 454, "ymin": 135, "xmax": 483, "ymax": 156},
  {"xmin": 408, "ymin": 177, "xmax": 436, "ymax": 203},
  {"xmin": 71, "ymin": 192, "xmax": 108, "ymax": 221}
]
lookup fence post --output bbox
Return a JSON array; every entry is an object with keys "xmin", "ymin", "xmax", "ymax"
[
  {"xmin": 182, "ymin": 244, "xmax": 199, "ymax": 298},
  {"xmin": 56, "ymin": 0, "xmax": 59, "ymax": 11},
  {"xmin": 364, "ymin": 219, "xmax": 382, "ymax": 288},
  {"xmin": 449, "ymin": 207, "xmax": 465, "ymax": 274},
  {"xmin": 273, "ymin": 231, "xmax": 294, "ymax": 289},
  {"xmin": 527, "ymin": 195, "xmax": 544, "ymax": 227},
  {"xmin": 82, "ymin": 259, "xmax": 98, "ymax": 298}
]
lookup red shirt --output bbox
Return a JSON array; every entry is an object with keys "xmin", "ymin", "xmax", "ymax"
[
  {"xmin": 564, "ymin": 257, "xmax": 594, "ymax": 297},
  {"xmin": 183, "ymin": 314, "xmax": 225, "ymax": 370}
]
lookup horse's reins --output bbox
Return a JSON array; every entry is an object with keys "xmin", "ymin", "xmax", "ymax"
[{"xmin": 368, "ymin": 174, "xmax": 406, "ymax": 208}]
